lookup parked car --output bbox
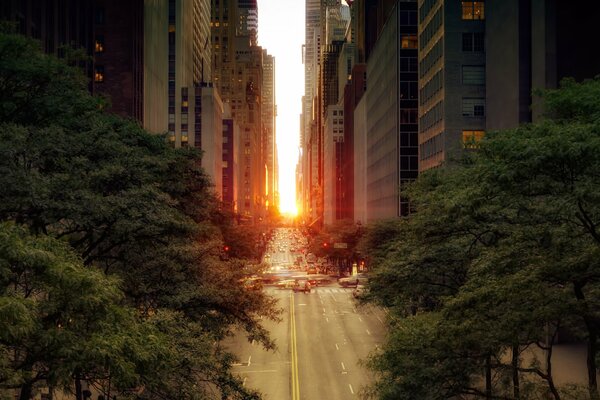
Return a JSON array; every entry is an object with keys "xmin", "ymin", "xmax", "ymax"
[
  {"xmin": 293, "ymin": 280, "xmax": 311, "ymax": 293},
  {"xmin": 338, "ymin": 274, "xmax": 368, "ymax": 288}
]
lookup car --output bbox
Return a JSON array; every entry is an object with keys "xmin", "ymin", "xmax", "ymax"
[
  {"xmin": 306, "ymin": 274, "xmax": 332, "ymax": 286},
  {"xmin": 306, "ymin": 266, "xmax": 318, "ymax": 274},
  {"xmin": 338, "ymin": 274, "xmax": 368, "ymax": 288},
  {"xmin": 276, "ymin": 279, "xmax": 296, "ymax": 289},
  {"xmin": 293, "ymin": 280, "xmax": 311, "ymax": 293}
]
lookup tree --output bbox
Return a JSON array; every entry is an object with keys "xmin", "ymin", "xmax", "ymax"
[
  {"xmin": 0, "ymin": 31, "xmax": 279, "ymax": 399},
  {"xmin": 0, "ymin": 223, "xmax": 165, "ymax": 400},
  {"xmin": 364, "ymin": 78, "xmax": 600, "ymax": 399}
]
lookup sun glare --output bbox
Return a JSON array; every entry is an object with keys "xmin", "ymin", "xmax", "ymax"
[{"xmin": 258, "ymin": 0, "xmax": 304, "ymax": 223}]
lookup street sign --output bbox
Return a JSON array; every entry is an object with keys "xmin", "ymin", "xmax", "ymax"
[{"xmin": 333, "ymin": 242, "xmax": 348, "ymax": 249}]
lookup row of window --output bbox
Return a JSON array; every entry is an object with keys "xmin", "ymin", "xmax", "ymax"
[
  {"xmin": 420, "ymin": 100, "xmax": 444, "ymax": 132},
  {"xmin": 419, "ymin": 0, "xmax": 440, "ymax": 23},
  {"xmin": 420, "ymin": 132, "xmax": 444, "ymax": 160},
  {"xmin": 420, "ymin": 68, "xmax": 443, "ymax": 106},
  {"xmin": 420, "ymin": 37, "xmax": 443, "ymax": 79},
  {"xmin": 420, "ymin": 6, "xmax": 442, "ymax": 51}
]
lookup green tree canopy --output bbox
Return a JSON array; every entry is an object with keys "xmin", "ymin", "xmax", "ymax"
[
  {"xmin": 364, "ymin": 78, "xmax": 600, "ymax": 400},
  {"xmin": 0, "ymin": 31, "xmax": 278, "ymax": 400}
]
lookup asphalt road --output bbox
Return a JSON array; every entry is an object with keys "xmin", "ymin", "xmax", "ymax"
[{"xmin": 226, "ymin": 285, "xmax": 387, "ymax": 399}]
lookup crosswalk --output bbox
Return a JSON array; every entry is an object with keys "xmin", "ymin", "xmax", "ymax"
[
  {"xmin": 313, "ymin": 287, "xmax": 353, "ymax": 293},
  {"xmin": 266, "ymin": 286, "xmax": 355, "ymax": 294}
]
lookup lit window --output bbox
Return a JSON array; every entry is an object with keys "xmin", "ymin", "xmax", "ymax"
[
  {"xmin": 401, "ymin": 34, "xmax": 418, "ymax": 49},
  {"xmin": 462, "ymin": 130, "xmax": 485, "ymax": 148},
  {"xmin": 169, "ymin": 25, "xmax": 175, "ymax": 33},
  {"xmin": 94, "ymin": 66, "xmax": 104, "ymax": 83},
  {"xmin": 95, "ymin": 36, "xmax": 104, "ymax": 53},
  {"xmin": 182, "ymin": 100, "xmax": 188, "ymax": 107},
  {"xmin": 462, "ymin": 1, "xmax": 485, "ymax": 20}
]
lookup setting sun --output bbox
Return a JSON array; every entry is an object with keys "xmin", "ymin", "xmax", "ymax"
[{"xmin": 258, "ymin": 0, "xmax": 304, "ymax": 219}]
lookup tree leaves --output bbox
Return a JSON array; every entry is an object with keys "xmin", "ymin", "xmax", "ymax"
[
  {"xmin": 0, "ymin": 32, "xmax": 278, "ymax": 399},
  {"xmin": 364, "ymin": 78, "xmax": 600, "ymax": 399}
]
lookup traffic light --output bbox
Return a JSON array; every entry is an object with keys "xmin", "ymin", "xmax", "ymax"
[
  {"xmin": 223, "ymin": 245, "xmax": 230, "ymax": 252},
  {"xmin": 323, "ymin": 242, "xmax": 329, "ymax": 248}
]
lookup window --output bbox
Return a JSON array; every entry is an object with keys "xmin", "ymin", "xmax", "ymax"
[
  {"xmin": 473, "ymin": 32, "xmax": 484, "ymax": 51},
  {"xmin": 462, "ymin": 32, "xmax": 484, "ymax": 52},
  {"xmin": 95, "ymin": 35, "xmax": 104, "ymax": 52},
  {"xmin": 462, "ymin": 98, "xmax": 485, "ymax": 116},
  {"xmin": 401, "ymin": 35, "xmax": 418, "ymax": 49},
  {"xmin": 400, "ymin": 109, "xmax": 418, "ymax": 124},
  {"xmin": 462, "ymin": 1, "xmax": 485, "ymax": 20},
  {"xmin": 94, "ymin": 66, "xmax": 104, "ymax": 82},
  {"xmin": 95, "ymin": 8, "xmax": 105, "ymax": 24},
  {"xmin": 462, "ymin": 130, "xmax": 485, "ymax": 148},
  {"xmin": 462, "ymin": 65, "xmax": 485, "ymax": 85}
]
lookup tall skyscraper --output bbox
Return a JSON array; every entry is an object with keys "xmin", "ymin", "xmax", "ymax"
[
  {"xmin": 262, "ymin": 51, "xmax": 277, "ymax": 211},
  {"xmin": 211, "ymin": 0, "xmax": 268, "ymax": 220},
  {"xmin": 417, "ymin": 0, "xmax": 600, "ymax": 173}
]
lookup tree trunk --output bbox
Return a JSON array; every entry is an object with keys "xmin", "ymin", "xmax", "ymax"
[
  {"xmin": 573, "ymin": 282, "xmax": 600, "ymax": 400},
  {"xmin": 512, "ymin": 343, "xmax": 520, "ymax": 399},
  {"xmin": 485, "ymin": 354, "xmax": 492, "ymax": 399},
  {"xmin": 75, "ymin": 373, "xmax": 83, "ymax": 400},
  {"xmin": 543, "ymin": 328, "xmax": 562, "ymax": 400},
  {"xmin": 18, "ymin": 382, "xmax": 32, "ymax": 400},
  {"xmin": 586, "ymin": 327, "xmax": 599, "ymax": 400}
]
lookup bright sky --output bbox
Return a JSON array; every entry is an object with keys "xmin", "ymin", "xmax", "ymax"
[{"xmin": 258, "ymin": 0, "xmax": 305, "ymax": 216}]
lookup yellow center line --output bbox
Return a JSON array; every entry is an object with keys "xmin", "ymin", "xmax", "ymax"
[{"xmin": 290, "ymin": 292, "xmax": 300, "ymax": 400}]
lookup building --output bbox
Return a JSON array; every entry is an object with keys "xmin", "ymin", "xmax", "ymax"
[
  {"xmin": 196, "ymin": 84, "xmax": 224, "ymax": 196},
  {"xmin": 362, "ymin": 0, "xmax": 418, "ymax": 221},
  {"xmin": 418, "ymin": 0, "xmax": 600, "ymax": 172},
  {"xmin": 323, "ymin": 105, "xmax": 344, "ymax": 225},
  {"xmin": 222, "ymin": 105, "xmax": 241, "ymax": 211},
  {"xmin": 262, "ymin": 50, "xmax": 277, "ymax": 211},
  {"xmin": 212, "ymin": 0, "xmax": 271, "ymax": 220}
]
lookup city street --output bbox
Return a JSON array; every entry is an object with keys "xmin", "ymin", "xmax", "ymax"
[{"xmin": 225, "ymin": 285, "xmax": 387, "ymax": 399}]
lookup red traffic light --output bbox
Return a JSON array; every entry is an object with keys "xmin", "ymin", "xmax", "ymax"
[
  {"xmin": 223, "ymin": 245, "xmax": 230, "ymax": 252},
  {"xmin": 323, "ymin": 242, "xmax": 329, "ymax": 248}
]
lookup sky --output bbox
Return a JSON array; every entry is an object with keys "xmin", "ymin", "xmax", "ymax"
[{"xmin": 258, "ymin": 0, "xmax": 305, "ymax": 215}]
